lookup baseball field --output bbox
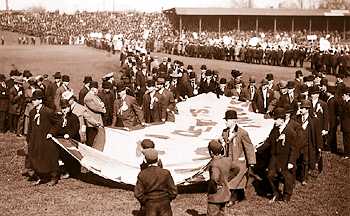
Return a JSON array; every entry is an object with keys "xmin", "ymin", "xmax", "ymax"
[{"xmin": 0, "ymin": 30, "xmax": 349, "ymax": 216}]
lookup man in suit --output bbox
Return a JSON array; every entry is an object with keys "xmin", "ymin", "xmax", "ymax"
[
  {"xmin": 54, "ymin": 75, "xmax": 71, "ymax": 112},
  {"xmin": 156, "ymin": 77, "xmax": 176, "ymax": 122},
  {"xmin": 207, "ymin": 139, "xmax": 240, "ymax": 216},
  {"xmin": 112, "ymin": 84, "xmax": 145, "ymax": 129},
  {"xmin": 340, "ymin": 87, "xmax": 350, "ymax": 159},
  {"xmin": 297, "ymin": 100, "xmax": 323, "ymax": 184},
  {"xmin": 143, "ymin": 80, "xmax": 161, "ymax": 123},
  {"xmin": 220, "ymin": 110, "xmax": 256, "ymax": 206},
  {"xmin": 294, "ymin": 70, "xmax": 303, "ymax": 94},
  {"xmin": 84, "ymin": 81, "xmax": 106, "ymax": 146},
  {"xmin": 259, "ymin": 108, "xmax": 297, "ymax": 202},
  {"xmin": 0, "ymin": 74, "xmax": 8, "ymax": 133},
  {"xmin": 134, "ymin": 148, "xmax": 177, "ymax": 216},
  {"xmin": 135, "ymin": 65, "xmax": 147, "ymax": 105},
  {"xmin": 78, "ymin": 76, "xmax": 92, "ymax": 105},
  {"xmin": 62, "ymin": 91, "xmax": 101, "ymax": 144},
  {"xmin": 252, "ymin": 79, "xmax": 275, "ymax": 114},
  {"xmin": 325, "ymin": 84, "xmax": 339, "ymax": 153},
  {"xmin": 98, "ymin": 81, "xmax": 114, "ymax": 126},
  {"xmin": 27, "ymin": 90, "xmax": 60, "ymax": 186},
  {"xmin": 8, "ymin": 76, "xmax": 25, "ymax": 135},
  {"xmin": 48, "ymin": 99, "xmax": 81, "ymax": 178},
  {"xmin": 246, "ymin": 77, "xmax": 257, "ymax": 103},
  {"xmin": 45, "ymin": 72, "xmax": 61, "ymax": 110},
  {"xmin": 199, "ymin": 70, "xmax": 218, "ymax": 94}
]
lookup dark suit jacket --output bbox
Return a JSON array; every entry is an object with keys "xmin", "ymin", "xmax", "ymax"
[
  {"xmin": 260, "ymin": 124, "xmax": 298, "ymax": 172},
  {"xmin": 49, "ymin": 112, "xmax": 80, "ymax": 141},
  {"xmin": 252, "ymin": 87, "xmax": 275, "ymax": 114},
  {"xmin": 134, "ymin": 166, "xmax": 177, "ymax": 205},
  {"xmin": 310, "ymin": 99, "xmax": 329, "ymax": 131},
  {"xmin": 8, "ymin": 86, "xmax": 24, "ymax": 115},
  {"xmin": 199, "ymin": 80, "xmax": 217, "ymax": 94},
  {"xmin": 340, "ymin": 100, "xmax": 350, "ymax": 133},
  {"xmin": 79, "ymin": 86, "xmax": 89, "ymax": 105},
  {"xmin": 112, "ymin": 95, "xmax": 145, "ymax": 128},
  {"xmin": 0, "ymin": 82, "xmax": 9, "ymax": 112},
  {"xmin": 142, "ymin": 92, "xmax": 161, "ymax": 123}
]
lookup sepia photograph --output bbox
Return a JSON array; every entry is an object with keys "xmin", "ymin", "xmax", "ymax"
[{"xmin": 0, "ymin": 0, "xmax": 349, "ymax": 215}]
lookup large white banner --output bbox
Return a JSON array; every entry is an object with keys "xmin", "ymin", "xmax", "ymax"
[{"xmin": 53, "ymin": 93, "xmax": 274, "ymax": 185}]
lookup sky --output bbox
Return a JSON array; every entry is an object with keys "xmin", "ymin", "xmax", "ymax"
[{"xmin": 0, "ymin": 0, "xmax": 320, "ymax": 12}]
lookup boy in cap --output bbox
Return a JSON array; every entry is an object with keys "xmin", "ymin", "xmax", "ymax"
[
  {"xmin": 139, "ymin": 139, "xmax": 163, "ymax": 170},
  {"xmin": 134, "ymin": 148, "xmax": 177, "ymax": 216},
  {"xmin": 220, "ymin": 110, "xmax": 256, "ymax": 206},
  {"xmin": 207, "ymin": 139, "xmax": 240, "ymax": 216}
]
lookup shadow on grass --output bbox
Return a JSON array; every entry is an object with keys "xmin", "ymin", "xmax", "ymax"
[
  {"xmin": 185, "ymin": 209, "xmax": 206, "ymax": 216},
  {"xmin": 76, "ymin": 171, "xmax": 134, "ymax": 191}
]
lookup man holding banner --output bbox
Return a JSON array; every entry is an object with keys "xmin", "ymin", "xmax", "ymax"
[{"xmin": 220, "ymin": 110, "xmax": 256, "ymax": 207}]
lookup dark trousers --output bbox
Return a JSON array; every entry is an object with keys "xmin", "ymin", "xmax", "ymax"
[
  {"xmin": 58, "ymin": 146, "xmax": 81, "ymax": 177},
  {"xmin": 17, "ymin": 112, "xmax": 24, "ymax": 135},
  {"xmin": 296, "ymin": 152, "xmax": 308, "ymax": 182},
  {"xmin": 8, "ymin": 113, "xmax": 19, "ymax": 132},
  {"xmin": 0, "ymin": 111, "xmax": 6, "ymax": 132},
  {"xmin": 144, "ymin": 199, "xmax": 172, "ymax": 216},
  {"xmin": 207, "ymin": 202, "xmax": 226, "ymax": 216},
  {"xmin": 86, "ymin": 127, "xmax": 98, "ymax": 147},
  {"xmin": 327, "ymin": 127, "xmax": 338, "ymax": 153},
  {"xmin": 343, "ymin": 131, "xmax": 350, "ymax": 156},
  {"xmin": 267, "ymin": 169, "xmax": 295, "ymax": 198}
]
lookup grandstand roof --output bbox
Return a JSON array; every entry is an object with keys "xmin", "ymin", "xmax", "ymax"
[{"xmin": 164, "ymin": 8, "xmax": 350, "ymax": 17}]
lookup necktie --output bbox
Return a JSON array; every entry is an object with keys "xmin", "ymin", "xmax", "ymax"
[{"xmin": 34, "ymin": 108, "xmax": 40, "ymax": 126}]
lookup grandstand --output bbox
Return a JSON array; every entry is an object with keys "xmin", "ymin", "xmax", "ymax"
[{"xmin": 163, "ymin": 8, "xmax": 350, "ymax": 38}]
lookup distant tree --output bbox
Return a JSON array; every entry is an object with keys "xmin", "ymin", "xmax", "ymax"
[{"xmin": 319, "ymin": 0, "xmax": 350, "ymax": 9}]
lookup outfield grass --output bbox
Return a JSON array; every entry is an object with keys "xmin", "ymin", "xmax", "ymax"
[{"xmin": 0, "ymin": 31, "xmax": 349, "ymax": 216}]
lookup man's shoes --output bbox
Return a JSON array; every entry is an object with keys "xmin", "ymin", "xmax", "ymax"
[
  {"xmin": 301, "ymin": 181, "xmax": 307, "ymax": 186},
  {"xmin": 269, "ymin": 195, "xmax": 278, "ymax": 204},
  {"xmin": 32, "ymin": 179, "xmax": 43, "ymax": 186},
  {"xmin": 61, "ymin": 172, "xmax": 70, "ymax": 179},
  {"xmin": 48, "ymin": 178, "xmax": 59, "ymax": 186},
  {"xmin": 283, "ymin": 195, "xmax": 291, "ymax": 202},
  {"xmin": 226, "ymin": 201, "xmax": 236, "ymax": 207}
]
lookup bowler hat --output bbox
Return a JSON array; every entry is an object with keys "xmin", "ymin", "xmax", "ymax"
[
  {"xmin": 142, "ymin": 149, "xmax": 158, "ymax": 164},
  {"xmin": 300, "ymin": 84, "xmax": 309, "ymax": 93},
  {"xmin": 320, "ymin": 78, "xmax": 328, "ymax": 87},
  {"xmin": 208, "ymin": 139, "xmax": 223, "ymax": 155},
  {"xmin": 343, "ymin": 87, "xmax": 350, "ymax": 95},
  {"xmin": 62, "ymin": 75, "xmax": 70, "ymax": 82},
  {"xmin": 219, "ymin": 78, "xmax": 227, "ymax": 84},
  {"xmin": 336, "ymin": 73, "xmax": 345, "ymax": 79},
  {"xmin": 231, "ymin": 69, "xmax": 242, "ymax": 78},
  {"xmin": 300, "ymin": 100, "xmax": 311, "ymax": 109},
  {"xmin": 273, "ymin": 107, "xmax": 286, "ymax": 120},
  {"xmin": 83, "ymin": 76, "xmax": 93, "ymax": 84},
  {"xmin": 309, "ymin": 86, "xmax": 320, "ymax": 95},
  {"xmin": 224, "ymin": 110, "xmax": 238, "ymax": 120},
  {"xmin": 60, "ymin": 99, "xmax": 70, "ymax": 109},
  {"xmin": 116, "ymin": 83, "xmax": 126, "ymax": 92},
  {"xmin": 249, "ymin": 76, "xmax": 256, "ymax": 83},
  {"xmin": 9, "ymin": 70, "xmax": 18, "ymax": 77},
  {"xmin": 31, "ymin": 90, "xmax": 44, "ymax": 100},
  {"xmin": 205, "ymin": 70, "xmax": 212, "ymax": 76},
  {"xmin": 295, "ymin": 70, "xmax": 303, "ymax": 77},
  {"xmin": 102, "ymin": 81, "xmax": 112, "ymax": 89},
  {"xmin": 327, "ymin": 85, "xmax": 336, "ymax": 95},
  {"xmin": 187, "ymin": 65, "xmax": 193, "ymax": 70},
  {"xmin": 23, "ymin": 70, "xmax": 32, "ymax": 78},
  {"xmin": 189, "ymin": 72, "xmax": 196, "ymax": 79},
  {"xmin": 0, "ymin": 74, "xmax": 5, "ymax": 81},
  {"xmin": 266, "ymin": 73, "xmax": 274, "ymax": 81},
  {"xmin": 90, "ymin": 81, "xmax": 98, "ymax": 89},
  {"xmin": 141, "ymin": 139, "xmax": 155, "ymax": 149},
  {"xmin": 13, "ymin": 76, "xmax": 24, "ymax": 84},
  {"xmin": 200, "ymin": 65, "xmax": 207, "ymax": 70},
  {"xmin": 304, "ymin": 75, "xmax": 314, "ymax": 82},
  {"xmin": 287, "ymin": 81, "xmax": 295, "ymax": 89},
  {"xmin": 53, "ymin": 72, "xmax": 62, "ymax": 79}
]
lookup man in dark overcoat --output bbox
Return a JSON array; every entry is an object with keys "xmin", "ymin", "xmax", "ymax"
[{"xmin": 27, "ymin": 90, "xmax": 60, "ymax": 186}]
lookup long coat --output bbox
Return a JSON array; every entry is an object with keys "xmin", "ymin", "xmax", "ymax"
[
  {"xmin": 112, "ymin": 95, "xmax": 145, "ymax": 128},
  {"xmin": 84, "ymin": 91, "xmax": 106, "ymax": 127},
  {"xmin": 158, "ymin": 88, "xmax": 176, "ymax": 122},
  {"xmin": 27, "ymin": 105, "xmax": 59, "ymax": 174},
  {"xmin": 8, "ymin": 86, "xmax": 24, "ymax": 115},
  {"xmin": 221, "ymin": 126, "xmax": 256, "ymax": 189},
  {"xmin": 252, "ymin": 87, "xmax": 275, "ymax": 114},
  {"xmin": 0, "ymin": 82, "xmax": 9, "ymax": 112},
  {"xmin": 208, "ymin": 155, "xmax": 240, "ymax": 203},
  {"xmin": 142, "ymin": 92, "xmax": 161, "ymax": 123}
]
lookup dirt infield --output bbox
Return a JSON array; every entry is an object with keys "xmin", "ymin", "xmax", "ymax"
[{"xmin": 0, "ymin": 31, "xmax": 349, "ymax": 216}]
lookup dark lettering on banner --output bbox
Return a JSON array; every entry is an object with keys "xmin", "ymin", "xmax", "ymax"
[
  {"xmin": 172, "ymin": 126, "xmax": 202, "ymax": 137},
  {"xmin": 190, "ymin": 108, "xmax": 209, "ymax": 117}
]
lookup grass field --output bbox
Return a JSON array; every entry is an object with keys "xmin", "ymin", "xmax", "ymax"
[{"xmin": 0, "ymin": 30, "xmax": 349, "ymax": 216}]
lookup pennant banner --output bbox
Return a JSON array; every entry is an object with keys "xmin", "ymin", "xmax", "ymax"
[{"xmin": 53, "ymin": 93, "xmax": 274, "ymax": 185}]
